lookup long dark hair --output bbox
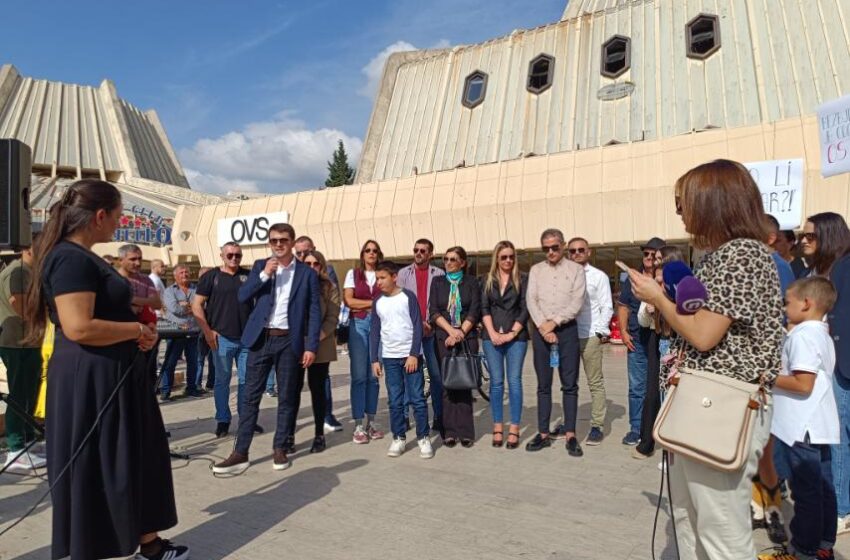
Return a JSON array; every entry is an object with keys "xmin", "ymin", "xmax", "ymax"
[
  {"xmin": 307, "ymin": 250, "xmax": 333, "ymax": 294},
  {"xmin": 358, "ymin": 239, "xmax": 383, "ymax": 270},
  {"xmin": 24, "ymin": 180, "xmax": 122, "ymax": 345},
  {"xmin": 807, "ymin": 212, "xmax": 850, "ymax": 275}
]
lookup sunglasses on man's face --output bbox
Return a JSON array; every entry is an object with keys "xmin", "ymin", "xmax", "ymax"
[
  {"xmin": 224, "ymin": 253, "xmax": 243, "ymax": 260},
  {"xmin": 413, "ymin": 248, "xmax": 430, "ymax": 255},
  {"xmin": 499, "ymin": 254, "xmax": 515, "ymax": 261},
  {"xmin": 542, "ymin": 244, "xmax": 562, "ymax": 253},
  {"xmin": 269, "ymin": 237, "xmax": 291, "ymax": 246},
  {"xmin": 567, "ymin": 247, "xmax": 586, "ymax": 255},
  {"xmin": 295, "ymin": 250, "xmax": 309, "ymax": 258}
]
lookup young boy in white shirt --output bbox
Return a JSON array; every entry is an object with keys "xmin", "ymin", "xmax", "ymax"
[
  {"xmin": 762, "ymin": 276, "xmax": 839, "ymax": 560},
  {"xmin": 369, "ymin": 261, "xmax": 434, "ymax": 459}
]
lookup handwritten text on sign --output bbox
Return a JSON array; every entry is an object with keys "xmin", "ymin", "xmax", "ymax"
[
  {"xmin": 817, "ymin": 94, "xmax": 850, "ymax": 177},
  {"xmin": 217, "ymin": 211, "xmax": 290, "ymax": 247},
  {"xmin": 743, "ymin": 159, "xmax": 804, "ymax": 230}
]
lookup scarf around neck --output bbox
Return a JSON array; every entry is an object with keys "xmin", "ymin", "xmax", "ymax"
[{"xmin": 446, "ymin": 271, "xmax": 464, "ymax": 326}]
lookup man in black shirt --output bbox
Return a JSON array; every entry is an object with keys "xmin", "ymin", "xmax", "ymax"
[{"xmin": 192, "ymin": 242, "xmax": 260, "ymax": 437}]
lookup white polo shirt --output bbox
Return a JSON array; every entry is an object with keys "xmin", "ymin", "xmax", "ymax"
[{"xmin": 772, "ymin": 320, "xmax": 839, "ymax": 447}]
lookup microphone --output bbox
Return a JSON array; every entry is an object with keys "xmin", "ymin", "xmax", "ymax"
[
  {"xmin": 662, "ymin": 261, "xmax": 694, "ymax": 300},
  {"xmin": 675, "ymin": 276, "xmax": 708, "ymax": 314}
]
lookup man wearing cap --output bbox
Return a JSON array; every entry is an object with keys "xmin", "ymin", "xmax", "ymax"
[{"xmin": 617, "ymin": 237, "xmax": 665, "ymax": 446}]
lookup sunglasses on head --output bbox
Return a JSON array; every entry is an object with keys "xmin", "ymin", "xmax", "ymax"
[
  {"xmin": 798, "ymin": 232, "xmax": 817, "ymax": 243},
  {"xmin": 567, "ymin": 247, "xmax": 586, "ymax": 255},
  {"xmin": 499, "ymin": 253, "xmax": 515, "ymax": 261},
  {"xmin": 269, "ymin": 237, "xmax": 291, "ymax": 245},
  {"xmin": 224, "ymin": 253, "xmax": 243, "ymax": 260},
  {"xmin": 542, "ymin": 244, "xmax": 562, "ymax": 253}
]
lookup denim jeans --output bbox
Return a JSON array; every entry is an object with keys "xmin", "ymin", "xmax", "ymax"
[
  {"xmin": 324, "ymin": 375, "xmax": 337, "ymax": 424},
  {"xmin": 383, "ymin": 357, "xmax": 429, "ymax": 439},
  {"xmin": 405, "ymin": 336, "xmax": 442, "ymax": 425},
  {"xmin": 197, "ymin": 335, "xmax": 216, "ymax": 389},
  {"xmin": 213, "ymin": 335, "xmax": 249, "ymax": 424},
  {"xmin": 832, "ymin": 373, "xmax": 850, "ymax": 516},
  {"xmin": 159, "ymin": 336, "xmax": 199, "ymax": 395},
  {"xmin": 483, "ymin": 339, "xmax": 527, "ymax": 425},
  {"xmin": 266, "ymin": 369, "xmax": 276, "ymax": 392},
  {"xmin": 779, "ymin": 437, "xmax": 837, "ymax": 555},
  {"xmin": 626, "ymin": 334, "xmax": 649, "ymax": 433},
  {"xmin": 349, "ymin": 315, "xmax": 379, "ymax": 422},
  {"xmin": 236, "ymin": 331, "xmax": 301, "ymax": 454}
]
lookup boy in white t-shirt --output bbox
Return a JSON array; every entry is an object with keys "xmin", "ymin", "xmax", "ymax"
[
  {"xmin": 762, "ymin": 277, "xmax": 839, "ymax": 560},
  {"xmin": 369, "ymin": 261, "xmax": 434, "ymax": 459}
]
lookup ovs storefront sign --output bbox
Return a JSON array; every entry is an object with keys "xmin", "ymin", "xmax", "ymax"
[{"xmin": 217, "ymin": 211, "xmax": 290, "ymax": 247}]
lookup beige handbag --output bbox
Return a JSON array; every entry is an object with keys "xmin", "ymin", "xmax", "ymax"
[{"xmin": 652, "ymin": 367, "xmax": 765, "ymax": 472}]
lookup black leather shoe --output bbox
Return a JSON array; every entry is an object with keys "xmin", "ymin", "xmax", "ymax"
[
  {"xmin": 283, "ymin": 435, "xmax": 296, "ymax": 454},
  {"xmin": 310, "ymin": 436, "xmax": 326, "ymax": 453},
  {"xmin": 253, "ymin": 424, "xmax": 264, "ymax": 434},
  {"xmin": 215, "ymin": 422, "xmax": 230, "ymax": 438},
  {"xmin": 525, "ymin": 433, "xmax": 552, "ymax": 452},
  {"xmin": 566, "ymin": 437, "xmax": 584, "ymax": 457}
]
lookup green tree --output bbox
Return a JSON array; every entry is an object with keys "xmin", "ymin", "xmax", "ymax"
[{"xmin": 324, "ymin": 140, "xmax": 356, "ymax": 188}]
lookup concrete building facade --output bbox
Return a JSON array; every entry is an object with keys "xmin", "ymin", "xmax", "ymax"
[{"xmin": 169, "ymin": 0, "xmax": 849, "ymax": 268}]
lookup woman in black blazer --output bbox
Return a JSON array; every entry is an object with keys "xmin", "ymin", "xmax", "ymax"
[{"xmin": 429, "ymin": 246, "xmax": 481, "ymax": 447}]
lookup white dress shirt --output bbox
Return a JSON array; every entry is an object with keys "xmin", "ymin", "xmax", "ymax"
[
  {"xmin": 260, "ymin": 258, "xmax": 296, "ymax": 329},
  {"xmin": 576, "ymin": 263, "xmax": 614, "ymax": 339}
]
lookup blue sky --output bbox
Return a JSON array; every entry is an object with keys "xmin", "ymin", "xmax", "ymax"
[{"xmin": 6, "ymin": 1, "xmax": 565, "ymax": 193}]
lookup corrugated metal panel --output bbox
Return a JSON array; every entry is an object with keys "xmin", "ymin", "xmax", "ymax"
[
  {"xmin": 361, "ymin": 0, "xmax": 850, "ymax": 184},
  {"xmin": 0, "ymin": 67, "xmax": 188, "ymax": 186}
]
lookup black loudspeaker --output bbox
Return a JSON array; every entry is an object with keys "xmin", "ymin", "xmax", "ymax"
[{"xmin": 0, "ymin": 138, "xmax": 32, "ymax": 249}]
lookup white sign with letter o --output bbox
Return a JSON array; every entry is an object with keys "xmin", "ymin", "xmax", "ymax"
[
  {"xmin": 217, "ymin": 211, "xmax": 290, "ymax": 247},
  {"xmin": 744, "ymin": 159, "xmax": 804, "ymax": 230}
]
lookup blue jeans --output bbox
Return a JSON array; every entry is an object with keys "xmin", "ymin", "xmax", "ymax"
[
  {"xmin": 383, "ymin": 357, "xmax": 429, "ymax": 439},
  {"xmin": 349, "ymin": 316, "xmax": 379, "ymax": 422},
  {"xmin": 405, "ymin": 336, "xmax": 442, "ymax": 424},
  {"xmin": 159, "ymin": 336, "xmax": 199, "ymax": 395},
  {"xmin": 626, "ymin": 335, "xmax": 649, "ymax": 433},
  {"xmin": 779, "ymin": 437, "xmax": 837, "ymax": 554},
  {"xmin": 213, "ymin": 335, "xmax": 249, "ymax": 424},
  {"xmin": 324, "ymin": 376, "xmax": 337, "ymax": 423},
  {"xmin": 832, "ymin": 373, "xmax": 850, "ymax": 516},
  {"xmin": 266, "ymin": 369, "xmax": 276, "ymax": 392},
  {"xmin": 483, "ymin": 339, "xmax": 527, "ymax": 425},
  {"xmin": 236, "ymin": 331, "xmax": 301, "ymax": 454}
]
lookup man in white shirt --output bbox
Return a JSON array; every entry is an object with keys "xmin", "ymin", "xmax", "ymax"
[
  {"xmin": 149, "ymin": 259, "xmax": 167, "ymax": 317},
  {"xmin": 563, "ymin": 237, "xmax": 613, "ymax": 445}
]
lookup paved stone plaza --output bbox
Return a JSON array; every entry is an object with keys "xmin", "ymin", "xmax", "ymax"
[{"xmin": 2, "ymin": 346, "xmax": 849, "ymax": 559}]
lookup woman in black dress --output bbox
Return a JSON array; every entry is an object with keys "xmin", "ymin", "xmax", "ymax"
[
  {"xmin": 24, "ymin": 180, "xmax": 188, "ymax": 560},
  {"xmin": 429, "ymin": 246, "xmax": 481, "ymax": 448}
]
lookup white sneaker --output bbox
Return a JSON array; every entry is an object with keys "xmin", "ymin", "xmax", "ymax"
[
  {"xmin": 657, "ymin": 460, "xmax": 667, "ymax": 473},
  {"xmin": 323, "ymin": 421, "xmax": 343, "ymax": 434},
  {"xmin": 387, "ymin": 438, "xmax": 406, "ymax": 457},
  {"xmin": 4, "ymin": 451, "xmax": 47, "ymax": 472},
  {"xmin": 418, "ymin": 437, "xmax": 434, "ymax": 459},
  {"xmin": 838, "ymin": 514, "xmax": 850, "ymax": 535}
]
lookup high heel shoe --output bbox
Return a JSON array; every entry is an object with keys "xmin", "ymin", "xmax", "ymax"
[
  {"xmin": 506, "ymin": 429, "xmax": 520, "ymax": 450},
  {"xmin": 492, "ymin": 431, "xmax": 504, "ymax": 448}
]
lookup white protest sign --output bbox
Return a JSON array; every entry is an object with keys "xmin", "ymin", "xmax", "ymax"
[
  {"xmin": 817, "ymin": 94, "xmax": 850, "ymax": 177},
  {"xmin": 217, "ymin": 211, "xmax": 290, "ymax": 247},
  {"xmin": 744, "ymin": 159, "xmax": 804, "ymax": 230}
]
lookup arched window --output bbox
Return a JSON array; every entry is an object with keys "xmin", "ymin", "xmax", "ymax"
[
  {"xmin": 462, "ymin": 71, "xmax": 488, "ymax": 109},
  {"xmin": 527, "ymin": 54, "xmax": 555, "ymax": 94},
  {"xmin": 601, "ymin": 35, "xmax": 631, "ymax": 78},
  {"xmin": 686, "ymin": 14, "xmax": 721, "ymax": 59}
]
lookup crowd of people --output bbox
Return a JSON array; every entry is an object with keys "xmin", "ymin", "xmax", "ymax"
[{"xmin": 1, "ymin": 159, "xmax": 849, "ymax": 560}]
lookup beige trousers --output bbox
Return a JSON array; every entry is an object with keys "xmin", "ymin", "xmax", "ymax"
[
  {"xmin": 579, "ymin": 336, "xmax": 607, "ymax": 428},
  {"xmin": 668, "ymin": 401, "xmax": 772, "ymax": 560}
]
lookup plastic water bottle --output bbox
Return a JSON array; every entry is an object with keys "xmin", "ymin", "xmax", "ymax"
[{"xmin": 549, "ymin": 344, "xmax": 559, "ymax": 368}]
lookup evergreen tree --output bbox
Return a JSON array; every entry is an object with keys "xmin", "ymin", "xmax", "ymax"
[{"xmin": 325, "ymin": 140, "xmax": 355, "ymax": 187}]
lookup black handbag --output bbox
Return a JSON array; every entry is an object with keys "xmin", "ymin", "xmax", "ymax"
[{"xmin": 441, "ymin": 340, "xmax": 482, "ymax": 391}]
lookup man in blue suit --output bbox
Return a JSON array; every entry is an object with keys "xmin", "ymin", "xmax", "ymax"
[{"xmin": 213, "ymin": 223, "xmax": 321, "ymax": 474}]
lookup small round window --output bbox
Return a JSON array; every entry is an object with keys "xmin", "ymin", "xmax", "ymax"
[{"xmin": 462, "ymin": 71, "xmax": 488, "ymax": 109}]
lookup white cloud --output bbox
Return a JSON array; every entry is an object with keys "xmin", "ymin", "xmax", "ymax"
[
  {"xmin": 180, "ymin": 112, "xmax": 363, "ymax": 194},
  {"xmin": 358, "ymin": 40, "xmax": 416, "ymax": 98},
  {"xmin": 184, "ymin": 168, "xmax": 260, "ymax": 195}
]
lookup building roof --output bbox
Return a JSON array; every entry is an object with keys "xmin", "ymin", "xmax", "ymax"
[{"xmin": 0, "ymin": 64, "xmax": 189, "ymax": 188}]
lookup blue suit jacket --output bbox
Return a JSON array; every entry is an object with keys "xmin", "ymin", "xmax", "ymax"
[
  {"xmin": 238, "ymin": 257, "xmax": 321, "ymax": 355},
  {"xmin": 831, "ymin": 255, "xmax": 850, "ymax": 380}
]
